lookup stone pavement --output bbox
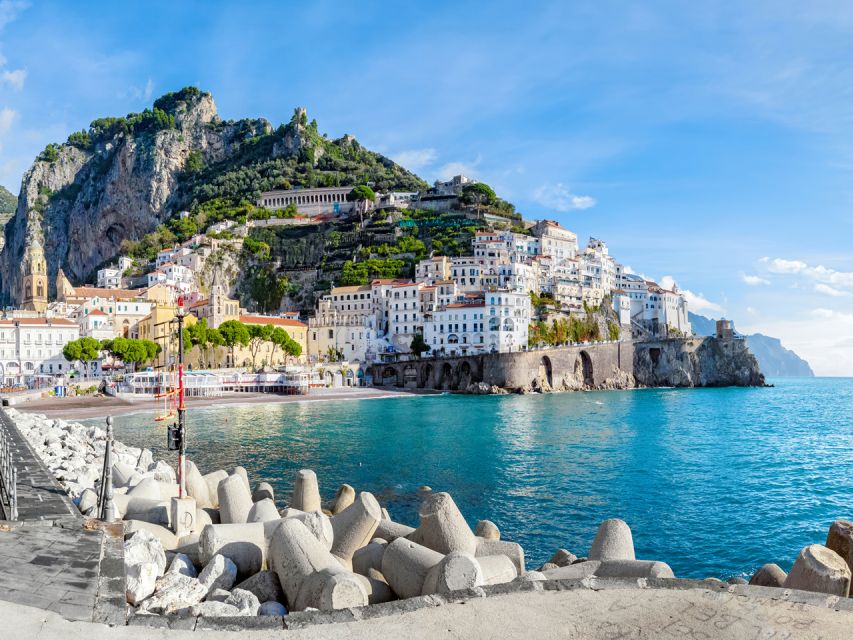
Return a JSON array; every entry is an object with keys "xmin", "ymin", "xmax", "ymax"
[
  {"xmin": 0, "ymin": 409, "xmax": 125, "ymax": 624},
  {"xmin": 3, "ymin": 581, "xmax": 853, "ymax": 639},
  {"xmin": 0, "ymin": 409, "xmax": 80, "ymax": 522}
]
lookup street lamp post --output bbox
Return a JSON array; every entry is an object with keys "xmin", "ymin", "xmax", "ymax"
[{"xmin": 176, "ymin": 297, "xmax": 187, "ymax": 498}]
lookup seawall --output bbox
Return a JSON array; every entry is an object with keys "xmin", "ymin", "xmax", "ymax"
[{"xmin": 371, "ymin": 336, "xmax": 765, "ymax": 392}]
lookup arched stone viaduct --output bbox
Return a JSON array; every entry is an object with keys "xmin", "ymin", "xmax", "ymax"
[{"xmin": 371, "ymin": 341, "xmax": 634, "ymax": 392}]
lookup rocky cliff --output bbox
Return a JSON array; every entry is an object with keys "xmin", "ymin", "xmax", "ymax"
[
  {"xmin": 0, "ymin": 185, "xmax": 16, "ymax": 252},
  {"xmin": 0, "ymin": 88, "xmax": 425, "ymax": 304},
  {"xmin": 634, "ymin": 336, "xmax": 766, "ymax": 388}
]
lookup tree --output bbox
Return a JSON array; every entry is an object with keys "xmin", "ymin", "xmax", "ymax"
[
  {"xmin": 206, "ymin": 328, "xmax": 225, "ymax": 368},
  {"xmin": 247, "ymin": 323, "xmax": 274, "ymax": 369},
  {"xmin": 283, "ymin": 334, "xmax": 302, "ymax": 363},
  {"xmin": 325, "ymin": 345, "xmax": 343, "ymax": 362},
  {"xmin": 347, "ymin": 185, "xmax": 376, "ymax": 224},
  {"xmin": 62, "ymin": 337, "xmax": 102, "ymax": 376},
  {"xmin": 219, "ymin": 320, "xmax": 250, "ymax": 367},
  {"xmin": 410, "ymin": 333, "xmax": 430, "ymax": 357},
  {"xmin": 268, "ymin": 327, "xmax": 288, "ymax": 365},
  {"xmin": 461, "ymin": 182, "xmax": 496, "ymax": 217}
]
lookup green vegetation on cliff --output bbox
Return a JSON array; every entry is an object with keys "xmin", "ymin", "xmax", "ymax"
[{"xmin": 0, "ymin": 186, "xmax": 16, "ymax": 217}]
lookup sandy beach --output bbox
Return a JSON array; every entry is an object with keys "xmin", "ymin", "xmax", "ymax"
[{"xmin": 12, "ymin": 387, "xmax": 437, "ymax": 420}]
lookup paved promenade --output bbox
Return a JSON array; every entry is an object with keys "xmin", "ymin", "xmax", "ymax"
[{"xmin": 3, "ymin": 582, "xmax": 853, "ymax": 639}]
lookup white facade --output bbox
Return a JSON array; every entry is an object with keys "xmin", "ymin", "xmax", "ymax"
[
  {"xmin": 97, "ymin": 267, "xmax": 122, "ymax": 289},
  {"xmin": 531, "ymin": 220, "xmax": 578, "ymax": 264},
  {"xmin": 308, "ymin": 297, "xmax": 378, "ymax": 363},
  {"xmin": 0, "ymin": 318, "xmax": 80, "ymax": 384},
  {"xmin": 258, "ymin": 186, "xmax": 357, "ymax": 217}
]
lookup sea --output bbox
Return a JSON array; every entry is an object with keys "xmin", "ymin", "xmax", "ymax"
[{"xmin": 95, "ymin": 377, "xmax": 853, "ymax": 579}]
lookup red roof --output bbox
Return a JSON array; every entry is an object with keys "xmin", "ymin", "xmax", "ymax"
[
  {"xmin": 0, "ymin": 318, "xmax": 77, "ymax": 326},
  {"xmin": 89, "ymin": 310, "xmax": 107, "ymax": 316},
  {"xmin": 446, "ymin": 302, "xmax": 485, "ymax": 308}
]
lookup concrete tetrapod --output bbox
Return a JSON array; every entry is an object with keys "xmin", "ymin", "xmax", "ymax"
[
  {"xmin": 475, "ymin": 520, "xmax": 500, "ymax": 540},
  {"xmin": 749, "ymin": 563, "xmax": 787, "ymax": 588},
  {"xmin": 475, "ymin": 538, "xmax": 526, "ymax": 575},
  {"xmin": 269, "ymin": 518, "xmax": 368, "ymax": 611},
  {"xmin": 826, "ymin": 519, "xmax": 853, "ymax": 575},
  {"xmin": 330, "ymin": 492, "xmax": 382, "ymax": 568},
  {"xmin": 381, "ymin": 537, "xmax": 444, "ymax": 600},
  {"xmin": 332, "ymin": 484, "xmax": 356, "ymax": 515},
  {"xmin": 477, "ymin": 554, "xmax": 518, "ymax": 585},
  {"xmin": 352, "ymin": 540, "xmax": 388, "ymax": 577},
  {"xmin": 232, "ymin": 466, "xmax": 251, "ymax": 493},
  {"xmin": 281, "ymin": 508, "xmax": 334, "ymax": 550},
  {"xmin": 247, "ymin": 498, "xmax": 281, "ymax": 523},
  {"xmin": 422, "ymin": 551, "xmax": 484, "ymax": 595},
  {"xmin": 202, "ymin": 470, "xmax": 229, "ymax": 506},
  {"xmin": 784, "ymin": 544, "xmax": 852, "ymax": 597},
  {"xmin": 542, "ymin": 561, "xmax": 601, "ymax": 581},
  {"xmin": 594, "ymin": 560, "xmax": 675, "ymax": 579},
  {"xmin": 218, "ymin": 473, "xmax": 254, "ymax": 524},
  {"xmin": 375, "ymin": 519, "xmax": 415, "ymax": 542},
  {"xmin": 252, "ymin": 482, "xmax": 275, "ymax": 503},
  {"xmin": 408, "ymin": 492, "xmax": 478, "ymax": 555},
  {"xmin": 291, "ymin": 469, "xmax": 322, "ymax": 513},
  {"xmin": 186, "ymin": 460, "xmax": 212, "ymax": 508},
  {"xmin": 198, "ymin": 520, "xmax": 284, "ymax": 579},
  {"xmin": 588, "ymin": 519, "xmax": 635, "ymax": 561}
]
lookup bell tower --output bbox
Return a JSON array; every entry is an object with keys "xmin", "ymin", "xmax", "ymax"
[{"xmin": 22, "ymin": 240, "xmax": 48, "ymax": 313}]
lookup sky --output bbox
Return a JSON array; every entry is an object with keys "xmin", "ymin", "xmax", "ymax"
[{"xmin": 0, "ymin": 1, "xmax": 852, "ymax": 374}]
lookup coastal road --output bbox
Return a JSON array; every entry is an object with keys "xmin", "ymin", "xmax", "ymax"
[{"xmin": 4, "ymin": 584, "xmax": 851, "ymax": 639}]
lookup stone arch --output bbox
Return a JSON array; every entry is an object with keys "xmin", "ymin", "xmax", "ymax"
[
  {"xmin": 380, "ymin": 366, "xmax": 399, "ymax": 386},
  {"xmin": 437, "ymin": 362, "xmax": 453, "ymax": 390},
  {"xmin": 539, "ymin": 355, "xmax": 553, "ymax": 388},
  {"xmin": 575, "ymin": 350, "xmax": 593, "ymax": 387},
  {"xmin": 421, "ymin": 363, "xmax": 434, "ymax": 388},
  {"xmin": 459, "ymin": 360, "xmax": 473, "ymax": 389}
]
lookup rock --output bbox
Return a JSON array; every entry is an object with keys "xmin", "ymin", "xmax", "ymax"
[
  {"xmin": 332, "ymin": 484, "xmax": 356, "ymax": 515},
  {"xmin": 549, "ymin": 549, "xmax": 577, "ymax": 567},
  {"xmin": 474, "ymin": 520, "xmax": 500, "ymax": 540},
  {"xmin": 166, "ymin": 552, "xmax": 197, "ymax": 578},
  {"xmin": 234, "ymin": 570, "xmax": 285, "ymax": 604},
  {"xmin": 139, "ymin": 574, "xmax": 207, "ymax": 614},
  {"xmin": 205, "ymin": 588, "xmax": 231, "ymax": 603},
  {"xmin": 198, "ymin": 554, "xmax": 238, "ymax": 595},
  {"xmin": 269, "ymin": 518, "xmax": 368, "ymax": 611},
  {"xmin": 225, "ymin": 588, "xmax": 261, "ymax": 615},
  {"xmin": 749, "ymin": 563, "xmax": 787, "ymax": 588},
  {"xmin": 330, "ymin": 492, "xmax": 382, "ymax": 568},
  {"xmin": 78, "ymin": 488, "xmax": 98, "ymax": 514},
  {"xmin": 259, "ymin": 600, "xmax": 287, "ymax": 616},
  {"xmin": 408, "ymin": 492, "xmax": 477, "ymax": 555},
  {"xmin": 126, "ymin": 562, "xmax": 159, "ymax": 605},
  {"xmin": 588, "ymin": 519, "xmax": 635, "ymax": 561},
  {"xmin": 218, "ymin": 474, "xmax": 253, "ymax": 524},
  {"xmin": 125, "ymin": 528, "xmax": 167, "ymax": 576},
  {"xmin": 539, "ymin": 562, "xmax": 560, "ymax": 572},
  {"xmin": 291, "ymin": 469, "xmax": 322, "ymax": 513},
  {"xmin": 784, "ymin": 544, "xmax": 851, "ymax": 597},
  {"xmin": 381, "ymin": 537, "xmax": 443, "ymax": 600},
  {"xmin": 252, "ymin": 481, "xmax": 275, "ymax": 503},
  {"xmin": 826, "ymin": 520, "xmax": 853, "ymax": 575},
  {"xmin": 247, "ymin": 498, "xmax": 280, "ymax": 523},
  {"xmin": 422, "ymin": 551, "xmax": 483, "ymax": 595}
]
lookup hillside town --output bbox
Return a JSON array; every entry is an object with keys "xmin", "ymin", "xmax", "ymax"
[{"xmin": 0, "ymin": 176, "xmax": 690, "ymax": 392}]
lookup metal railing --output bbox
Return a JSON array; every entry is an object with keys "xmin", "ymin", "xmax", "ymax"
[{"xmin": 0, "ymin": 422, "xmax": 18, "ymax": 520}]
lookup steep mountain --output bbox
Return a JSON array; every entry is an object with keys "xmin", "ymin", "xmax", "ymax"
[
  {"xmin": 0, "ymin": 87, "xmax": 427, "ymax": 305},
  {"xmin": 0, "ymin": 186, "xmax": 16, "ymax": 250},
  {"xmin": 688, "ymin": 312, "xmax": 814, "ymax": 377}
]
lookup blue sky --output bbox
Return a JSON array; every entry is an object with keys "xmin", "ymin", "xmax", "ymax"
[{"xmin": 1, "ymin": 1, "xmax": 853, "ymax": 374}]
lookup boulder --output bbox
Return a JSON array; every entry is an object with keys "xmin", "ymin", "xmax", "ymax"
[
  {"xmin": 291, "ymin": 469, "xmax": 322, "ymax": 513},
  {"xmin": 225, "ymin": 588, "xmax": 261, "ymax": 616},
  {"xmin": 78, "ymin": 488, "xmax": 98, "ymax": 514},
  {"xmin": 234, "ymin": 570, "xmax": 285, "ymax": 604},
  {"xmin": 189, "ymin": 601, "xmax": 241, "ymax": 617},
  {"xmin": 167, "ymin": 553, "xmax": 197, "ymax": 579},
  {"xmin": 125, "ymin": 529, "xmax": 167, "ymax": 576},
  {"xmin": 826, "ymin": 520, "xmax": 853, "ymax": 575},
  {"xmin": 218, "ymin": 473, "xmax": 253, "ymax": 524},
  {"xmin": 749, "ymin": 563, "xmax": 787, "ymax": 588},
  {"xmin": 126, "ymin": 562, "xmax": 159, "ymax": 605},
  {"xmin": 589, "ymin": 519, "xmax": 635, "ymax": 561},
  {"xmin": 475, "ymin": 520, "xmax": 500, "ymax": 540},
  {"xmin": 198, "ymin": 554, "xmax": 238, "ymax": 595},
  {"xmin": 138, "ymin": 575, "xmax": 207, "ymax": 614},
  {"xmin": 206, "ymin": 588, "xmax": 232, "ymax": 603},
  {"xmin": 784, "ymin": 544, "xmax": 851, "ymax": 597},
  {"xmin": 408, "ymin": 492, "xmax": 477, "ymax": 555},
  {"xmin": 330, "ymin": 492, "xmax": 382, "ymax": 568}
]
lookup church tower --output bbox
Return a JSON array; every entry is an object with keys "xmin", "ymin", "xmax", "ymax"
[{"xmin": 22, "ymin": 240, "xmax": 48, "ymax": 313}]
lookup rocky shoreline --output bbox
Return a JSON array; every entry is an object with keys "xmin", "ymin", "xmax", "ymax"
[{"xmin": 6, "ymin": 408, "xmax": 852, "ymax": 621}]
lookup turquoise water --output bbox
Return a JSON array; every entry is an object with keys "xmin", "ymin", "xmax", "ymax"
[{"xmin": 98, "ymin": 378, "xmax": 853, "ymax": 579}]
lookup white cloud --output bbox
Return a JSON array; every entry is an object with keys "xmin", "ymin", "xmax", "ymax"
[
  {"xmin": 741, "ymin": 274, "xmax": 770, "ymax": 286},
  {"xmin": 436, "ymin": 157, "xmax": 482, "ymax": 181},
  {"xmin": 0, "ymin": 1, "xmax": 28, "ymax": 31},
  {"xmin": 532, "ymin": 182, "xmax": 596, "ymax": 212},
  {"xmin": 392, "ymin": 148, "xmax": 437, "ymax": 171},
  {"xmin": 760, "ymin": 256, "xmax": 853, "ymax": 289},
  {"xmin": 143, "ymin": 77, "xmax": 154, "ymax": 101},
  {"xmin": 657, "ymin": 273, "xmax": 724, "ymax": 315},
  {"xmin": 0, "ymin": 67, "xmax": 24, "ymax": 90},
  {"xmin": 746, "ymin": 306, "xmax": 758, "ymax": 315},
  {"xmin": 811, "ymin": 308, "xmax": 853, "ymax": 321},
  {"xmin": 0, "ymin": 107, "xmax": 15, "ymax": 134},
  {"xmin": 815, "ymin": 283, "xmax": 851, "ymax": 297}
]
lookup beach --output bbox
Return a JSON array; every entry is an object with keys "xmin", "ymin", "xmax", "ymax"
[{"xmin": 12, "ymin": 387, "xmax": 436, "ymax": 420}]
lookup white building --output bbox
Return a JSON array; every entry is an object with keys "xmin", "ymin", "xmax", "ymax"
[
  {"xmin": 580, "ymin": 238, "xmax": 617, "ymax": 306},
  {"xmin": 97, "ymin": 267, "xmax": 122, "ymax": 289},
  {"xmin": 308, "ymin": 297, "xmax": 378, "ymax": 363},
  {"xmin": 77, "ymin": 309, "xmax": 114, "ymax": 341},
  {"xmin": 258, "ymin": 186, "xmax": 358, "ymax": 217},
  {"xmin": 531, "ymin": 220, "xmax": 578, "ymax": 264},
  {"xmin": 0, "ymin": 317, "xmax": 81, "ymax": 385}
]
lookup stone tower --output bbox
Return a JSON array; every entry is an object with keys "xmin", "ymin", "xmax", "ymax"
[{"xmin": 21, "ymin": 240, "xmax": 48, "ymax": 313}]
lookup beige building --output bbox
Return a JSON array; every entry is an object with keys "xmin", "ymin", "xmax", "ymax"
[{"xmin": 21, "ymin": 241, "xmax": 48, "ymax": 313}]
